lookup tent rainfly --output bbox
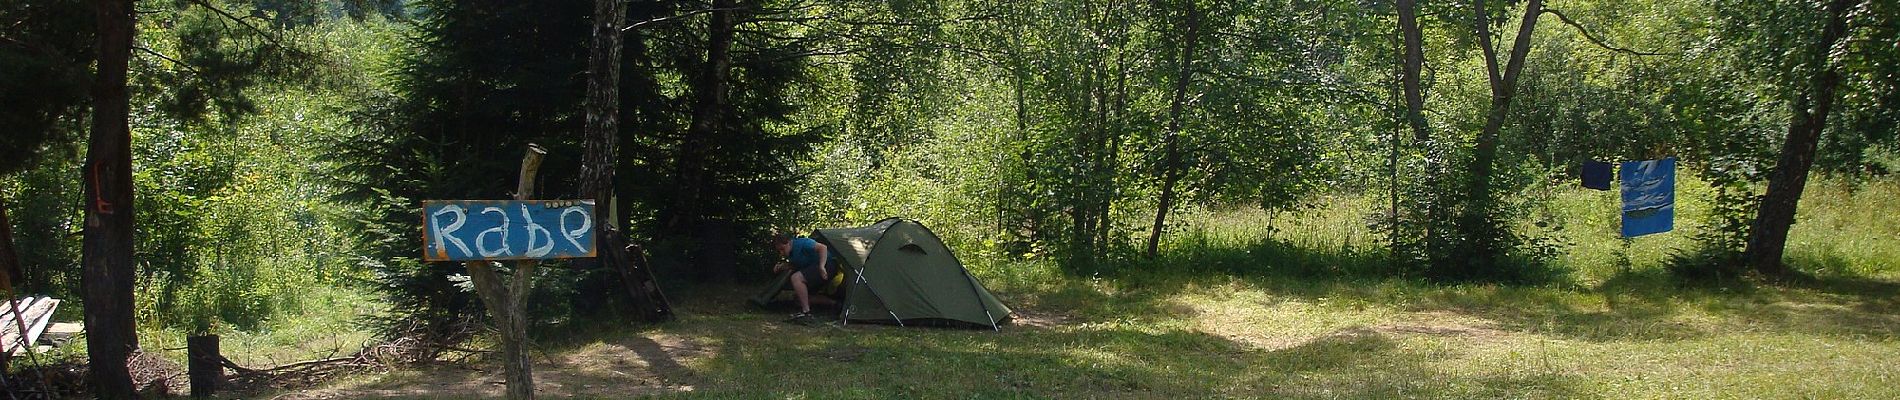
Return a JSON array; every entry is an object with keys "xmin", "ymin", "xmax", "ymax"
[{"xmin": 750, "ymin": 218, "xmax": 1012, "ymax": 329}]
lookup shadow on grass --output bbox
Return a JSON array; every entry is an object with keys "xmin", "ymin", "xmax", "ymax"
[
  {"xmin": 319, "ymin": 239, "xmax": 1893, "ymax": 398},
  {"xmin": 413, "ymin": 273, "xmax": 1589, "ymax": 399},
  {"xmin": 1079, "ymin": 236, "xmax": 1900, "ymax": 344},
  {"xmin": 643, "ymin": 311, "xmax": 1587, "ymax": 399}
]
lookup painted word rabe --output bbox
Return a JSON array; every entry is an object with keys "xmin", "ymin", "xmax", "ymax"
[{"xmin": 424, "ymin": 200, "xmax": 597, "ymax": 261}]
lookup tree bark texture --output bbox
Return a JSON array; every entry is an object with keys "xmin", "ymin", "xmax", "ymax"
[
  {"xmin": 1464, "ymin": 0, "xmax": 1543, "ymax": 214},
  {"xmin": 582, "ymin": 0, "xmax": 625, "ymax": 229},
  {"xmin": 0, "ymin": 199, "xmax": 21, "ymax": 285},
  {"xmin": 584, "ymin": 0, "xmax": 665, "ymax": 321},
  {"xmin": 1744, "ymin": 0, "xmax": 1858, "ymax": 276},
  {"xmin": 1146, "ymin": 3, "xmax": 1203, "ymax": 258},
  {"xmin": 187, "ymin": 335, "xmax": 220, "ymax": 398},
  {"xmin": 679, "ymin": 0, "xmax": 736, "ymax": 283},
  {"xmin": 1397, "ymin": 0, "xmax": 1428, "ymax": 142},
  {"xmin": 83, "ymin": 0, "xmax": 140, "ymax": 397}
]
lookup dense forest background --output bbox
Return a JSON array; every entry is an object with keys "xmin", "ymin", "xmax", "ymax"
[{"xmin": 1, "ymin": 0, "xmax": 1896, "ymax": 394}]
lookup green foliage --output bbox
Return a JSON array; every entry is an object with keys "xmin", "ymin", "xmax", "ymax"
[
  {"xmin": 334, "ymin": 0, "xmax": 595, "ymax": 344},
  {"xmin": 0, "ymin": 149, "xmax": 85, "ymax": 296},
  {"xmin": 1817, "ymin": 0, "xmax": 1900, "ymax": 174},
  {"xmin": 333, "ymin": 0, "xmax": 832, "ymax": 345},
  {"xmin": 122, "ymin": 7, "xmax": 379, "ymax": 334},
  {"xmin": 0, "ymin": 0, "xmax": 385, "ymax": 340},
  {"xmin": 0, "ymin": 0, "xmax": 93, "ymax": 175},
  {"xmin": 624, "ymin": 0, "xmax": 827, "ymax": 282},
  {"xmin": 790, "ymin": 0, "xmax": 1383, "ymax": 272},
  {"xmin": 3, "ymin": 0, "xmax": 1896, "ymax": 373}
]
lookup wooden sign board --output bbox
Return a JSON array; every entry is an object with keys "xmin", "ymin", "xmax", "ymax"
[{"xmin": 423, "ymin": 200, "xmax": 597, "ymax": 261}]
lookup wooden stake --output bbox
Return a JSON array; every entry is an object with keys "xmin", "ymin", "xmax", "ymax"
[{"xmin": 463, "ymin": 144, "xmax": 547, "ymax": 400}]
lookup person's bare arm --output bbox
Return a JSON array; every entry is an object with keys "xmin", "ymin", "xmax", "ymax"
[{"xmin": 815, "ymin": 243, "xmax": 830, "ymax": 276}]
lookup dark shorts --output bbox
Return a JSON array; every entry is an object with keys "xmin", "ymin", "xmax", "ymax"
[{"xmin": 795, "ymin": 263, "xmax": 830, "ymax": 291}]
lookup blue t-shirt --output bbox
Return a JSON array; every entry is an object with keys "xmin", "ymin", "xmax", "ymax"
[{"xmin": 788, "ymin": 237, "xmax": 824, "ymax": 271}]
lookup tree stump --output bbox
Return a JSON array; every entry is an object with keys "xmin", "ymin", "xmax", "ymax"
[{"xmin": 187, "ymin": 335, "xmax": 219, "ymax": 398}]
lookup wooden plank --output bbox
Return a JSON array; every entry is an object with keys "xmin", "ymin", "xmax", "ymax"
[
  {"xmin": 18, "ymin": 298, "xmax": 57, "ymax": 354},
  {"xmin": 422, "ymin": 199, "xmax": 598, "ymax": 261},
  {"xmin": 0, "ymin": 296, "xmax": 40, "ymax": 326},
  {"xmin": 0, "ymin": 296, "xmax": 42, "ymax": 344},
  {"xmin": 1, "ymin": 297, "xmax": 59, "ymax": 355},
  {"xmin": 43, "ymin": 322, "xmax": 82, "ymax": 339}
]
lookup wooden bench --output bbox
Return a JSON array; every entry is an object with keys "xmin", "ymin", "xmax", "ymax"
[{"xmin": 0, "ymin": 296, "xmax": 64, "ymax": 356}]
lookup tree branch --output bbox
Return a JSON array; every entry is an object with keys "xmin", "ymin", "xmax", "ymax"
[
  {"xmin": 132, "ymin": 46, "xmax": 200, "ymax": 74},
  {"xmin": 185, "ymin": 0, "xmax": 286, "ymax": 50},
  {"xmin": 1543, "ymin": 8, "xmax": 1673, "ymax": 57},
  {"xmin": 622, "ymin": 6, "xmax": 749, "ymax": 32}
]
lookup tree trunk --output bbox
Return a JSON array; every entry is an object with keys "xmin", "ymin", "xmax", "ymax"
[
  {"xmin": 0, "ymin": 198, "xmax": 21, "ymax": 286},
  {"xmin": 1744, "ymin": 0, "xmax": 1858, "ymax": 277},
  {"xmin": 1465, "ymin": 0, "xmax": 1542, "ymax": 217},
  {"xmin": 187, "ymin": 335, "xmax": 220, "ymax": 398},
  {"xmin": 581, "ymin": 0, "xmax": 626, "ymax": 295},
  {"xmin": 582, "ymin": 0, "xmax": 625, "ymax": 236},
  {"xmin": 681, "ymin": 0, "xmax": 736, "ymax": 283},
  {"xmin": 1397, "ymin": 0, "xmax": 1428, "ymax": 141},
  {"xmin": 83, "ymin": 0, "xmax": 139, "ymax": 397},
  {"xmin": 1145, "ymin": 4, "xmax": 1202, "ymax": 258},
  {"xmin": 462, "ymin": 260, "xmax": 529, "ymax": 399},
  {"xmin": 464, "ymin": 146, "xmax": 546, "ymax": 400},
  {"xmin": 584, "ymin": 0, "xmax": 663, "ymax": 321}
]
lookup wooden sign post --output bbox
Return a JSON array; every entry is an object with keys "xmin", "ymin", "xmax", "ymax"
[
  {"xmin": 421, "ymin": 144, "xmax": 672, "ymax": 399},
  {"xmin": 422, "ymin": 144, "xmax": 571, "ymax": 400}
]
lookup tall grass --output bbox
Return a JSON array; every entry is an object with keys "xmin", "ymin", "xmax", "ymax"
[
  {"xmin": 1139, "ymin": 174, "xmax": 1900, "ymax": 286},
  {"xmin": 1783, "ymin": 179, "xmax": 1900, "ymax": 279}
]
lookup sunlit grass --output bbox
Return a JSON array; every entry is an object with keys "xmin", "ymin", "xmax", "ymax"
[{"xmin": 278, "ymin": 177, "xmax": 1899, "ymax": 398}]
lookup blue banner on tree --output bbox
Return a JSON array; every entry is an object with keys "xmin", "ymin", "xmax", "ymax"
[
  {"xmin": 422, "ymin": 200, "xmax": 597, "ymax": 261},
  {"xmin": 1619, "ymin": 158, "xmax": 1675, "ymax": 238}
]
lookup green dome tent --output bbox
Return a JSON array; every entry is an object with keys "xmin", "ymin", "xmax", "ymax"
[{"xmin": 750, "ymin": 218, "xmax": 1011, "ymax": 329}]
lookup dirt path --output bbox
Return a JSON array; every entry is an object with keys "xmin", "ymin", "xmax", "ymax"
[{"xmin": 270, "ymin": 333, "xmax": 706, "ymax": 399}]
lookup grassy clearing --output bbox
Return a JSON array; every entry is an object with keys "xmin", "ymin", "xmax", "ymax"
[
  {"xmin": 37, "ymin": 284, "xmax": 382, "ymax": 382},
  {"xmin": 278, "ymin": 177, "xmax": 1898, "ymax": 399}
]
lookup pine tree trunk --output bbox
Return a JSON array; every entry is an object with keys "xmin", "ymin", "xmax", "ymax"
[
  {"xmin": 682, "ymin": 0, "xmax": 736, "ymax": 283},
  {"xmin": 83, "ymin": 0, "xmax": 140, "ymax": 397},
  {"xmin": 583, "ymin": 0, "xmax": 661, "ymax": 321},
  {"xmin": 1744, "ymin": 0, "xmax": 1857, "ymax": 277},
  {"xmin": 1146, "ymin": 5, "xmax": 1202, "ymax": 258}
]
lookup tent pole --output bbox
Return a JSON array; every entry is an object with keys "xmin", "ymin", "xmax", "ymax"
[
  {"xmin": 961, "ymin": 268, "xmax": 1000, "ymax": 331},
  {"xmin": 852, "ymin": 266, "xmax": 903, "ymax": 327}
]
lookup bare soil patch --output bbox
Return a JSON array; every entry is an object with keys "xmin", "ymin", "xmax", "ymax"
[{"xmin": 270, "ymin": 333, "xmax": 708, "ymax": 399}]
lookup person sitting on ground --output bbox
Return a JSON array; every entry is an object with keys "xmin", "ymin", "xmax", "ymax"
[{"xmin": 772, "ymin": 233, "xmax": 834, "ymax": 324}]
